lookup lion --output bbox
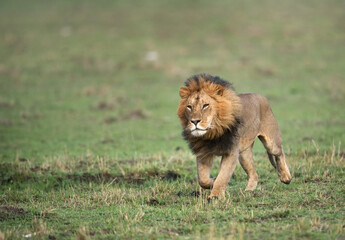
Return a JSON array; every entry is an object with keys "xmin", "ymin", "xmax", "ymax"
[{"xmin": 177, "ymin": 74, "xmax": 292, "ymax": 199}]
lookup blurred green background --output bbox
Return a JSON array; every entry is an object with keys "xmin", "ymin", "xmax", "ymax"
[
  {"xmin": 0, "ymin": 0, "xmax": 344, "ymax": 161},
  {"xmin": 1, "ymin": 1, "xmax": 344, "ymax": 239}
]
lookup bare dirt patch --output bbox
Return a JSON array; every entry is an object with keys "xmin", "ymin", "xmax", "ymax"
[
  {"xmin": 120, "ymin": 109, "xmax": 149, "ymax": 120},
  {"xmin": 147, "ymin": 198, "xmax": 160, "ymax": 206},
  {"xmin": 241, "ymin": 210, "xmax": 290, "ymax": 223},
  {"xmin": 94, "ymin": 101, "xmax": 115, "ymax": 110},
  {"xmin": 104, "ymin": 109, "xmax": 149, "ymax": 124},
  {"xmin": 163, "ymin": 170, "xmax": 181, "ymax": 181},
  {"xmin": 176, "ymin": 190, "xmax": 201, "ymax": 198},
  {"xmin": 0, "ymin": 99, "xmax": 15, "ymax": 108},
  {"xmin": 66, "ymin": 170, "xmax": 181, "ymax": 185},
  {"xmin": 0, "ymin": 206, "xmax": 27, "ymax": 221},
  {"xmin": 104, "ymin": 117, "xmax": 118, "ymax": 124},
  {"xmin": 0, "ymin": 118, "xmax": 12, "ymax": 126}
]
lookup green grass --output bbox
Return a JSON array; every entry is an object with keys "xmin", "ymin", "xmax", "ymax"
[{"xmin": 0, "ymin": 0, "xmax": 344, "ymax": 239}]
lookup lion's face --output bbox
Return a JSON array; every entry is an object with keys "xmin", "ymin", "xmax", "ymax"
[
  {"xmin": 178, "ymin": 76, "xmax": 242, "ymax": 140},
  {"xmin": 179, "ymin": 91, "xmax": 217, "ymax": 137}
]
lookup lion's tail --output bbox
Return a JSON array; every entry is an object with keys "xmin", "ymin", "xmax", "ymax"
[{"xmin": 267, "ymin": 152, "xmax": 277, "ymax": 169}]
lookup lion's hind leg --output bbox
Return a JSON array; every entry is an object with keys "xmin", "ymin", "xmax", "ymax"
[
  {"xmin": 271, "ymin": 150, "xmax": 291, "ymax": 184},
  {"xmin": 258, "ymin": 111, "xmax": 292, "ymax": 184},
  {"xmin": 258, "ymin": 136, "xmax": 292, "ymax": 184},
  {"xmin": 239, "ymin": 145, "xmax": 258, "ymax": 191}
]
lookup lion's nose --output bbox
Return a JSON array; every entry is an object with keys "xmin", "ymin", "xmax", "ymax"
[{"xmin": 191, "ymin": 120, "xmax": 201, "ymax": 126}]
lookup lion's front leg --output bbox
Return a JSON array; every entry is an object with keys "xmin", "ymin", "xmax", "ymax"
[
  {"xmin": 209, "ymin": 150, "xmax": 239, "ymax": 199},
  {"xmin": 197, "ymin": 155, "xmax": 214, "ymax": 189}
]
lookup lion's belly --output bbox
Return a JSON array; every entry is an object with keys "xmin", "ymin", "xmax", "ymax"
[
  {"xmin": 238, "ymin": 93, "xmax": 263, "ymax": 152},
  {"xmin": 238, "ymin": 117, "xmax": 261, "ymax": 152},
  {"xmin": 238, "ymin": 135, "xmax": 257, "ymax": 153}
]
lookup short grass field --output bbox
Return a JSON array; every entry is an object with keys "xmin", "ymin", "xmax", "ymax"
[{"xmin": 1, "ymin": 0, "xmax": 345, "ymax": 239}]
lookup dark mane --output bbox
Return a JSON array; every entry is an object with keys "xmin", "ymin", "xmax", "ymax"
[
  {"xmin": 185, "ymin": 74, "xmax": 234, "ymax": 90},
  {"xmin": 183, "ymin": 117, "xmax": 241, "ymax": 157}
]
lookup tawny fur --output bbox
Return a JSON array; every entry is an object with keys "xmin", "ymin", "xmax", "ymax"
[{"xmin": 177, "ymin": 74, "xmax": 292, "ymax": 199}]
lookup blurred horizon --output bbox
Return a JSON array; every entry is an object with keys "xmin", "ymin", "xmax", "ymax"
[{"xmin": 0, "ymin": 0, "xmax": 344, "ymax": 160}]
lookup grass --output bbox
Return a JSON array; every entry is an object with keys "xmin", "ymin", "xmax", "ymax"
[{"xmin": 0, "ymin": 0, "xmax": 344, "ymax": 239}]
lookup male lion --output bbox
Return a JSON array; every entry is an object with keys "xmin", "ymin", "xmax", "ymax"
[{"xmin": 177, "ymin": 74, "xmax": 292, "ymax": 199}]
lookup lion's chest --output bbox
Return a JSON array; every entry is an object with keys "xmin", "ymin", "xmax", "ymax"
[{"xmin": 185, "ymin": 129, "xmax": 238, "ymax": 157}]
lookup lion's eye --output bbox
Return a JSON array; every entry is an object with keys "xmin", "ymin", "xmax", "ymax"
[
  {"xmin": 203, "ymin": 104, "xmax": 209, "ymax": 109},
  {"xmin": 187, "ymin": 105, "xmax": 192, "ymax": 111}
]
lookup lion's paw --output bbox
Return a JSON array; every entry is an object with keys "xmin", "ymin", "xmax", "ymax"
[
  {"xmin": 207, "ymin": 195, "xmax": 219, "ymax": 203},
  {"xmin": 279, "ymin": 171, "xmax": 292, "ymax": 184},
  {"xmin": 245, "ymin": 181, "xmax": 258, "ymax": 191}
]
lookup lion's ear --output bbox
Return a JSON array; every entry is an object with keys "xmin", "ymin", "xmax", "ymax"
[
  {"xmin": 179, "ymin": 87, "xmax": 190, "ymax": 98},
  {"xmin": 216, "ymin": 85, "xmax": 224, "ymax": 96}
]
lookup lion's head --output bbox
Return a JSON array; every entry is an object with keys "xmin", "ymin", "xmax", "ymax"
[{"xmin": 177, "ymin": 74, "xmax": 242, "ymax": 140}]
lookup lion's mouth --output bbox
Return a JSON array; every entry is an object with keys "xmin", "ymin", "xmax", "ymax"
[
  {"xmin": 191, "ymin": 127, "xmax": 209, "ymax": 137},
  {"xmin": 194, "ymin": 127, "xmax": 209, "ymax": 131}
]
